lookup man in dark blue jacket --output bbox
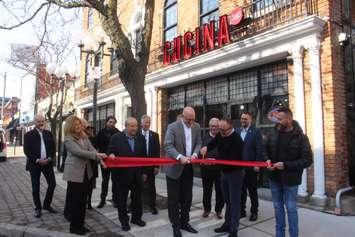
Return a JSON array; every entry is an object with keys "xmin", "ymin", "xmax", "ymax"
[{"xmin": 236, "ymin": 111, "xmax": 263, "ymax": 221}]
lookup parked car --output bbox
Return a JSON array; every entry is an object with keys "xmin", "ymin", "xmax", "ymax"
[{"xmin": 0, "ymin": 130, "xmax": 7, "ymax": 162}]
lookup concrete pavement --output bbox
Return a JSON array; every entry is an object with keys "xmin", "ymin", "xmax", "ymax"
[{"xmin": 0, "ymin": 157, "xmax": 355, "ymax": 237}]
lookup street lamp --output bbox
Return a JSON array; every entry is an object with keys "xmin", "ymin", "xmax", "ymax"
[
  {"xmin": 78, "ymin": 26, "xmax": 113, "ymax": 134},
  {"xmin": 46, "ymin": 63, "xmax": 77, "ymax": 171}
]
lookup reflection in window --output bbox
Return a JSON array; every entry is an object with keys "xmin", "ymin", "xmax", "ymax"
[
  {"xmin": 200, "ymin": 0, "xmax": 219, "ymax": 25},
  {"xmin": 164, "ymin": 0, "xmax": 178, "ymax": 42}
]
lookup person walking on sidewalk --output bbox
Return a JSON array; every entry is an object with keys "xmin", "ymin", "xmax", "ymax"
[
  {"xmin": 200, "ymin": 118, "xmax": 244, "ymax": 237},
  {"xmin": 108, "ymin": 117, "xmax": 147, "ymax": 231},
  {"xmin": 96, "ymin": 116, "xmax": 120, "ymax": 208},
  {"xmin": 164, "ymin": 106, "xmax": 202, "ymax": 237},
  {"xmin": 236, "ymin": 111, "xmax": 263, "ymax": 222},
  {"xmin": 200, "ymin": 117, "xmax": 224, "ymax": 219},
  {"xmin": 265, "ymin": 107, "xmax": 313, "ymax": 237},
  {"xmin": 141, "ymin": 115, "xmax": 161, "ymax": 215},
  {"xmin": 23, "ymin": 114, "xmax": 57, "ymax": 218},
  {"xmin": 63, "ymin": 116, "xmax": 107, "ymax": 235}
]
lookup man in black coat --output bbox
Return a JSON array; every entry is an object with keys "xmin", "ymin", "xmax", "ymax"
[
  {"xmin": 200, "ymin": 118, "xmax": 244, "ymax": 237},
  {"xmin": 236, "ymin": 111, "xmax": 263, "ymax": 221},
  {"xmin": 265, "ymin": 107, "xmax": 313, "ymax": 237},
  {"xmin": 95, "ymin": 116, "xmax": 120, "ymax": 208},
  {"xmin": 141, "ymin": 115, "xmax": 160, "ymax": 215},
  {"xmin": 107, "ymin": 117, "xmax": 146, "ymax": 231},
  {"xmin": 23, "ymin": 114, "xmax": 57, "ymax": 218}
]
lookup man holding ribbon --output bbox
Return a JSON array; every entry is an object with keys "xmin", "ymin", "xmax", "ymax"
[
  {"xmin": 107, "ymin": 117, "xmax": 146, "ymax": 231},
  {"xmin": 164, "ymin": 106, "xmax": 202, "ymax": 237},
  {"xmin": 201, "ymin": 118, "xmax": 244, "ymax": 237}
]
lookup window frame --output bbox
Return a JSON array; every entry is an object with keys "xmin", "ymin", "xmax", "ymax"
[
  {"xmin": 199, "ymin": 0, "xmax": 219, "ymax": 26},
  {"xmin": 163, "ymin": 0, "xmax": 178, "ymax": 43},
  {"xmin": 87, "ymin": 8, "xmax": 93, "ymax": 29}
]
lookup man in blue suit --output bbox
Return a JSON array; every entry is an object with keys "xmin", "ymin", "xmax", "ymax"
[{"xmin": 236, "ymin": 111, "xmax": 263, "ymax": 222}]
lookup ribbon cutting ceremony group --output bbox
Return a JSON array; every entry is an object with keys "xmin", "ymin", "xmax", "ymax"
[{"xmin": 23, "ymin": 106, "xmax": 312, "ymax": 237}]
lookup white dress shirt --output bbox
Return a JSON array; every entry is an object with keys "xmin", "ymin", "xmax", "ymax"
[
  {"xmin": 142, "ymin": 129, "xmax": 150, "ymax": 154},
  {"xmin": 240, "ymin": 126, "xmax": 250, "ymax": 141},
  {"xmin": 37, "ymin": 129, "xmax": 47, "ymax": 160}
]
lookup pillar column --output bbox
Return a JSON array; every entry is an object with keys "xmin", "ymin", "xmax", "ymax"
[
  {"xmin": 308, "ymin": 40, "xmax": 327, "ymax": 205},
  {"xmin": 291, "ymin": 46, "xmax": 308, "ymax": 197}
]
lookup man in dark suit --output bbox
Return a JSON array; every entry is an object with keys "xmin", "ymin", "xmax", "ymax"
[
  {"xmin": 164, "ymin": 106, "xmax": 202, "ymax": 237},
  {"xmin": 23, "ymin": 114, "xmax": 57, "ymax": 218},
  {"xmin": 236, "ymin": 111, "xmax": 263, "ymax": 222},
  {"xmin": 141, "ymin": 115, "xmax": 160, "ymax": 215},
  {"xmin": 107, "ymin": 117, "xmax": 146, "ymax": 231}
]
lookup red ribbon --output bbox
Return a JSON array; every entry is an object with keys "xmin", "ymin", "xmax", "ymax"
[{"xmin": 103, "ymin": 157, "xmax": 268, "ymax": 168}]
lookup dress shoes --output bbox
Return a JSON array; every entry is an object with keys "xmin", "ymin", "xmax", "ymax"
[
  {"xmin": 216, "ymin": 211, "xmax": 223, "ymax": 219},
  {"xmin": 249, "ymin": 213, "xmax": 258, "ymax": 221},
  {"xmin": 240, "ymin": 211, "xmax": 246, "ymax": 218},
  {"xmin": 43, "ymin": 206, "xmax": 58, "ymax": 213},
  {"xmin": 34, "ymin": 209, "xmax": 41, "ymax": 218},
  {"xmin": 151, "ymin": 207, "xmax": 158, "ymax": 215},
  {"xmin": 181, "ymin": 223, "xmax": 198, "ymax": 233},
  {"xmin": 202, "ymin": 210, "xmax": 210, "ymax": 218},
  {"xmin": 214, "ymin": 223, "xmax": 230, "ymax": 233},
  {"xmin": 70, "ymin": 227, "xmax": 87, "ymax": 235},
  {"xmin": 131, "ymin": 219, "xmax": 146, "ymax": 227},
  {"xmin": 173, "ymin": 227, "xmax": 182, "ymax": 237},
  {"xmin": 228, "ymin": 232, "xmax": 238, "ymax": 237},
  {"xmin": 97, "ymin": 200, "xmax": 106, "ymax": 208},
  {"xmin": 121, "ymin": 223, "xmax": 131, "ymax": 231}
]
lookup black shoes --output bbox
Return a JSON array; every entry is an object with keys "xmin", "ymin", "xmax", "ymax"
[
  {"xmin": 97, "ymin": 200, "xmax": 106, "ymax": 208},
  {"xmin": 151, "ymin": 207, "xmax": 158, "ymax": 215},
  {"xmin": 228, "ymin": 232, "xmax": 238, "ymax": 237},
  {"xmin": 34, "ymin": 209, "xmax": 41, "ymax": 218},
  {"xmin": 249, "ymin": 213, "xmax": 258, "ymax": 221},
  {"xmin": 173, "ymin": 227, "xmax": 182, "ymax": 237},
  {"xmin": 131, "ymin": 219, "xmax": 146, "ymax": 227},
  {"xmin": 122, "ymin": 223, "xmax": 131, "ymax": 231},
  {"xmin": 240, "ymin": 211, "xmax": 247, "ymax": 218},
  {"xmin": 43, "ymin": 206, "xmax": 58, "ymax": 213},
  {"xmin": 70, "ymin": 226, "xmax": 90, "ymax": 235},
  {"xmin": 214, "ymin": 223, "xmax": 230, "ymax": 233},
  {"xmin": 181, "ymin": 223, "xmax": 198, "ymax": 233}
]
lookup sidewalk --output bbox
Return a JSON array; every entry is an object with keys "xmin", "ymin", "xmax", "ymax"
[{"xmin": 0, "ymin": 157, "xmax": 355, "ymax": 237}]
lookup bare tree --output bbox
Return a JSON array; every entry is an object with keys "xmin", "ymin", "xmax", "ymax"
[{"xmin": 1, "ymin": 0, "xmax": 155, "ymax": 119}]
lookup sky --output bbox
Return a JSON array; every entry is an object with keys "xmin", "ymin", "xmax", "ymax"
[{"xmin": 0, "ymin": 1, "xmax": 81, "ymax": 121}]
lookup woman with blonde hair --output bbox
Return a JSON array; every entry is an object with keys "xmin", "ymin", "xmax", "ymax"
[{"xmin": 63, "ymin": 115, "xmax": 107, "ymax": 235}]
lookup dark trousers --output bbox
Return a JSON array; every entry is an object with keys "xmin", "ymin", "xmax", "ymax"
[
  {"xmin": 100, "ymin": 166, "xmax": 117, "ymax": 202},
  {"xmin": 201, "ymin": 167, "xmax": 224, "ymax": 213},
  {"xmin": 144, "ymin": 173, "xmax": 157, "ymax": 208},
  {"xmin": 166, "ymin": 165, "xmax": 193, "ymax": 228},
  {"xmin": 29, "ymin": 164, "xmax": 56, "ymax": 210},
  {"xmin": 87, "ymin": 178, "xmax": 95, "ymax": 205},
  {"xmin": 241, "ymin": 169, "xmax": 259, "ymax": 214},
  {"xmin": 66, "ymin": 173, "xmax": 89, "ymax": 229},
  {"xmin": 112, "ymin": 172, "xmax": 143, "ymax": 225},
  {"xmin": 221, "ymin": 170, "xmax": 244, "ymax": 233}
]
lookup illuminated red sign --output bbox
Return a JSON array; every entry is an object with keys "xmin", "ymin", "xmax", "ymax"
[{"xmin": 163, "ymin": 8, "xmax": 245, "ymax": 65}]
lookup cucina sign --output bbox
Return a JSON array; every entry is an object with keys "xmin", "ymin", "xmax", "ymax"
[{"xmin": 163, "ymin": 7, "xmax": 244, "ymax": 65}]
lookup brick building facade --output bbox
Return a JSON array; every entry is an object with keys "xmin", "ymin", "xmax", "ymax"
[{"xmin": 75, "ymin": 0, "xmax": 355, "ymax": 207}]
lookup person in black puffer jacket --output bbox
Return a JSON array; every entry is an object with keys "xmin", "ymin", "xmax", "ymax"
[{"xmin": 264, "ymin": 107, "xmax": 313, "ymax": 237}]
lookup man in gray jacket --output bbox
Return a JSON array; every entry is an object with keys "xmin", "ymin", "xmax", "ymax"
[{"xmin": 164, "ymin": 106, "xmax": 202, "ymax": 237}]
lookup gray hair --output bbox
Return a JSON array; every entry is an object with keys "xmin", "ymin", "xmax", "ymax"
[
  {"xmin": 209, "ymin": 117, "xmax": 219, "ymax": 126},
  {"xmin": 140, "ymin": 114, "xmax": 151, "ymax": 123},
  {"xmin": 125, "ymin": 117, "xmax": 138, "ymax": 127}
]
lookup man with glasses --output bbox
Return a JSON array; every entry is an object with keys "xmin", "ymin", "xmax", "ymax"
[{"xmin": 201, "ymin": 118, "xmax": 244, "ymax": 237}]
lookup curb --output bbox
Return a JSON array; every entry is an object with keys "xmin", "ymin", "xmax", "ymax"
[{"xmin": 0, "ymin": 223, "xmax": 77, "ymax": 237}]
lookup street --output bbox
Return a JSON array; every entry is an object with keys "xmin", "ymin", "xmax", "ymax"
[{"xmin": 0, "ymin": 157, "xmax": 354, "ymax": 237}]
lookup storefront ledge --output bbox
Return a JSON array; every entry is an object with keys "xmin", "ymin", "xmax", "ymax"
[
  {"xmin": 0, "ymin": 223, "xmax": 77, "ymax": 237},
  {"xmin": 310, "ymin": 194, "xmax": 328, "ymax": 207}
]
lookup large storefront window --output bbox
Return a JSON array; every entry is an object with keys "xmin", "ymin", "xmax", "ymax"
[{"xmin": 85, "ymin": 103, "xmax": 115, "ymax": 132}]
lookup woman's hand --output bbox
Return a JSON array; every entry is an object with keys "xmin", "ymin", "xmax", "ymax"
[{"xmin": 97, "ymin": 153, "xmax": 107, "ymax": 159}]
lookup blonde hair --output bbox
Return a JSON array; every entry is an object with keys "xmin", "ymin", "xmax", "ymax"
[{"xmin": 64, "ymin": 115, "xmax": 86, "ymax": 138}]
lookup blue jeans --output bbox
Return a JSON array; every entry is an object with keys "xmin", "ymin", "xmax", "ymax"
[{"xmin": 269, "ymin": 180, "xmax": 299, "ymax": 237}]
